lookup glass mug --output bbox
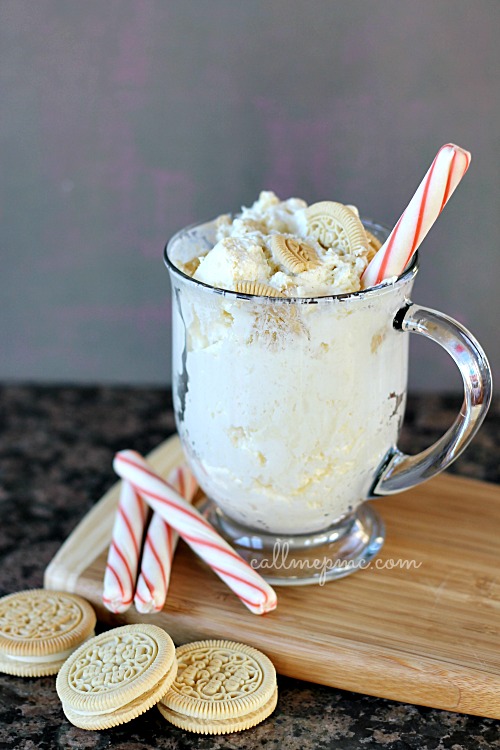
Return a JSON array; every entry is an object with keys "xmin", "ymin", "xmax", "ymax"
[{"xmin": 164, "ymin": 219, "xmax": 492, "ymax": 585}]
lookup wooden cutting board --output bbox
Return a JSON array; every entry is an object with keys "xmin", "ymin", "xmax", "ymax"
[{"xmin": 44, "ymin": 435, "xmax": 500, "ymax": 719}]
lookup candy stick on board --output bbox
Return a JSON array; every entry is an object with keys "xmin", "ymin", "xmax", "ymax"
[
  {"xmin": 102, "ymin": 479, "xmax": 147, "ymax": 613},
  {"xmin": 113, "ymin": 450, "xmax": 278, "ymax": 615},
  {"xmin": 134, "ymin": 465, "xmax": 198, "ymax": 614}
]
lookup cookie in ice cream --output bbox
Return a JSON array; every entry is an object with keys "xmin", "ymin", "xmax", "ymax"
[
  {"xmin": 268, "ymin": 234, "xmax": 319, "ymax": 273},
  {"xmin": 179, "ymin": 191, "xmax": 378, "ymax": 297},
  {"xmin": 302, "ymin": 200, "xmax": 369, "ymax": 253}
]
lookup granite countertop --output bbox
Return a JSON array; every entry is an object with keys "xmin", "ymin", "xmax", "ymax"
[{"xmin": 0, "ymin": 385, "xmax": 499, "ymax": 750}]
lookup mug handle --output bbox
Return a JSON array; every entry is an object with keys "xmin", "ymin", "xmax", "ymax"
[{"xmin": 370, "ymin": 303, "xmax": 492, "ymax": 496}]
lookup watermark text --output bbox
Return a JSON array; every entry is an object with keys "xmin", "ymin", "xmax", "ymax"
[{"xmin": 249, "ymin": 541, "xmax": 422, "ymax": 585}]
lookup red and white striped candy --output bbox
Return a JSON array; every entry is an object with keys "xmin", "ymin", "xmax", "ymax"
[
  {"xmin": 134, "ymin": 465, "xmax": 198, "ymax": 614},
  {"xmin": 102, "ymin": 479, "xmax": 147, "ymax": 613},
  {"xmin": 113, "ymin": 450, "xmax": 278, "ymax": 615},
  {"xmin": 361, "ymin": 143, "xmax": 471, "ymax": 288}
]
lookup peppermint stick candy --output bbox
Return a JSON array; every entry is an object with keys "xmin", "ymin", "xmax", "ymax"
[
  {"xmin": 102, "ymin": 480, "xmax": 147, "ymax": 613},
  {"xmin": 134, "ymin": 465, "xmax": 198, "ymax": 614},
  {"xmin": 361, "ymin": 143, "xmax": 471, "ymax": 288},
  {"xmin": 113, "ymin": 450, "xmax": 278, "ymax": 615}
]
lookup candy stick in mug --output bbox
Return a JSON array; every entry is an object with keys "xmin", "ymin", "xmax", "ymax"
[
  {"xmin": 361, "ymin": 143, "xmax": 471, "ymax": 289},
  {"xmin": 113, "ymin": 450, "xmax": 278, "ymax": 615},
  {"xmin": 134, "ymin": 465, "xmax": 198, "ymax": 614},
  {"xmin": 102, "ymin": 479, "xmax": 148, "ymax": 613}
]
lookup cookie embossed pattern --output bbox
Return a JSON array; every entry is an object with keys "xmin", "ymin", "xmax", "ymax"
[
  {"xmin": 158, "ymin": 640, "xmax": 278, "ymax": 734},
  {"xmin": 303, "ymin": 201, "xmax": 370, "ymax": 255},
  {"xmin": 56, "ymin": 624, "xmax": 177, "ymax": 730},
  {"xmin": 2, "ymin": 592, "xmax": 83, "ymax": 641},
  {"xmin": 0, "ymin": 590, "xmax": 96, "ymax": 677},
  {"xmin": 175, "ymin": 644, "xmax": 263, "ymax": 700},
  {"xmin": 67, "ymin": 631, "xmax": 158, "ymax": 693}
]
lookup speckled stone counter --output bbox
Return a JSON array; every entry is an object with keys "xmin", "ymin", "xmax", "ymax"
[{"xmin": 0, "ymin": 386, "xmax": 499, "ymax": 750}]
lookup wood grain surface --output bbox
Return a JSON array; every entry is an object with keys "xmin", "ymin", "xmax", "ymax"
[{"xmin": 45, "ymin": 435, "xmax": 500, "ymax": 719}]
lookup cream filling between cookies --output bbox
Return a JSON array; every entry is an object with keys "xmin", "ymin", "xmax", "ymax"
[
  {"xmin": 66, "ymin": 667, "xmax": 175, "ymax": 717},
  {"xmin": 3, "ymin": 632, "xmax": 95, "ymax": 664},
  {"xmin": 160, "ymin": 685, "xmax": 279, "ymax": 728}
]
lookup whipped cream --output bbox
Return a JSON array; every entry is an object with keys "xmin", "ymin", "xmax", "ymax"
[
  {"xmin": 178, "ymin": 191, "xmax": 376, "ymax": 298},
  {"xmin": 167, "ymin": 196, "xmax": 413, "ymax": 535}
]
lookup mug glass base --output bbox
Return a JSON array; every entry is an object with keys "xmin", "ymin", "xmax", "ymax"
[{"xmin": 198, "ymin": 499, "xmax": 385, "ymax": 586}]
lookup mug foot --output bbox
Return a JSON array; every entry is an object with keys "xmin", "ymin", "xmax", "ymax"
[{"xmin": 198, "ymin": 500, "xmax": 385, "ymax": 586}]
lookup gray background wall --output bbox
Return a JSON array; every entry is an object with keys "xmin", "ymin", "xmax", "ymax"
[{"xmin": 1, "ymin": 0, "xmax": 498, "ymax": 390}]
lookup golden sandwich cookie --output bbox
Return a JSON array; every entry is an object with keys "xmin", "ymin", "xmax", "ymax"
[
  {"xmin": 56, "ymin": 624, "xmax": 177, "ymax": 730},
  {"xmin": 158, "ymin": 639, "xmax": 277, "ymax": 735},
  {"xmin": 0, "ymin": 589, "xmax": 96, "ymax": 677},
  {"xmin": 269, "ymin": 234, "xmax": 319, "ymax": 274},
  {"xmin": 302, "ymin": 200, "xmax": 368, "ymax": 254}
]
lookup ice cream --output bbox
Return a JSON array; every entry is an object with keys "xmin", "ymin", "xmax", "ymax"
[
  {"xmin": 167, "ymin": 193, "xmax": 415, "ymax": 535},
  {"xmin": 177, "ymin": 191, "xmax": 381, "ymax": 298}
]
